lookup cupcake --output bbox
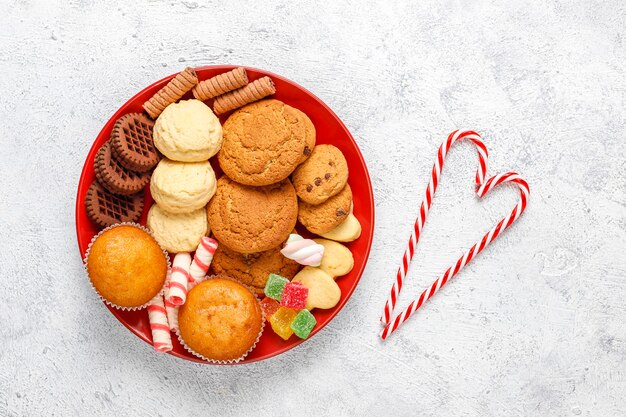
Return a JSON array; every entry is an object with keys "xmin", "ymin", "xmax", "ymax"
[
  {"xmin": 85, "ymin": 224, "xmax": 168, "ymax": 309},
  {"xmin": 178, "ymin": 277, "xmax": 263, "ymax": 362}
]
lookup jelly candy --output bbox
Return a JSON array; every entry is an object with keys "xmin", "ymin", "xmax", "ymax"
[
  {"xmin": 269, "ymin": 307, "xmax": 298, "ymax": 340},
  {"xmin": 290, "ymin": 309, "xmax": 316, "ymax": 339},
  {"xmin": 264, "ymin": 273, "xmax": 288, "ymax": 300},
  {"xmin": 279, "ymin": 281, "xmax": 308, "ymax": 310},
  {"xmin": 260, "ymin": 297, "xmax": 280, "ymax": 319}
]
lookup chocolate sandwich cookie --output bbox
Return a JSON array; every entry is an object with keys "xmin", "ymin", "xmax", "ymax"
[
  {"xmin": 110, "ymin": 113, "xmax": 159, "ymax": 172},
  {"xmin": 84, "ymin": 181, "xmax": 144, "ymax": 228},
  {"xmin": 94, "ymin": 141, "xmax": 150, "ymax": 195}
]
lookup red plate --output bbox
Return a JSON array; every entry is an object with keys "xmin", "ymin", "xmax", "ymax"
[{"xmin": 75, "ymin": 65, "xmax": 374, "ymax": 364}]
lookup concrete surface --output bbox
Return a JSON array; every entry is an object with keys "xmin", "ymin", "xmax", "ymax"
[{"xmin": 1, "ymin": 0, "xmax": 624, "ymax": 416}]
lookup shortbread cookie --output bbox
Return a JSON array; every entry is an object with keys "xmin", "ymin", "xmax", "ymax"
[
  {"xmin": 211, "ymin": 245, "xmax": 300, "ymax": 294},
  {"xmin": 94, "ymin": 141, "xmax": 150, "ymax": 195},
  {"xmin": 291, "ymin": 108, "xmax": 316, "ymax": 164},
  {"xmin": 218, "ymin": 99, "xmax": 306, "ymax": 186},
  {"xmin": 298, "ymin": 184, "xmax": 352, "ymax": 235},
  {"xmin": 320, "ymin": 213, "xmax": 361, "ymax": 242},
  {"xmin": 292, "ymin": 144, "xmax": 348, "ymax": 204},
  {"xmin": 213, "ymin": 76, "xmax": 276, "ymax": 115},
  {"xmin": 84, "ymin": 181, "xmax": 144, "ymax": 228},
  {"xmin": 313, "ymin": 239, "xmax": 354, "ymax": 277},
  {"xmin": 153, "ymin": 99, "xmax": 223, "ymax": 162},
  {"xmin": 207, "ymin": 176, "xmax": 298, "ymax": 254},
  {"xmin": 192, "ymin": 67, "xmax": 248, "ymax": 101},
  {"xmin": 150, "ymin": 159, "xmax": 217, "ymax": 214},
  {"xmin": 146, "ymin": 204, "xmax": 208, "ymax": 253},
  {"xmin": 292, "ymin": 266, "xmax": 341, "ymax": 310},
  {"xmin": 143, "ymin": 67, "xmax": 198, "ymax": 119},
  {"xmin": 110, "ymin": 113, "xmax": 159, "ymax": 172}
]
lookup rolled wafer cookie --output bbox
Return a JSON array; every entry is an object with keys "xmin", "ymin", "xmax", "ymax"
[
  {"xmin": 189, "ymin": 237, "xmax": 218, "ymax": 287},
  {"xmin": 192, "ymin": 67, "xmax": 248, "ymax": 101},
  {"xmin": 166, "ymin": 253, "xmax": 192, "ymax": 306},
  {"xmin": 143, "ymin": 67, "xmax": 198, "ymax": 119},
  {"xmin": 213, "ymin": 76, "xmax": 276, "ymax": 115},
  {"xmin": 147, "ymin": 295, "xmax": 173, "ymax": 352},
  {"xmin": 164, "ymin": 293, "xmax": 179, "ymax": 332}
]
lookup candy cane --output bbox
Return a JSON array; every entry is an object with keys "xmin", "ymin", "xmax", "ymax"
[
  {"xmin": 380, "ymin": 130, "xmax": 529, "ymax": 340},
  {"xmin": 188, "ymin": 237, "xmax": 218, "ymax": 287},
  {"xmin": 147, "ymin": 295, "xmax": 173, "ymax": 352}
]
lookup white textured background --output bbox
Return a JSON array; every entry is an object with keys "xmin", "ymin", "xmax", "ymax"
[{"xmin": 1, "ymin": 1, "xmax": 625, "ymax": 416}]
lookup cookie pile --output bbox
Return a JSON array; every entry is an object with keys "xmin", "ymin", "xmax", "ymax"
[
  {"xmin": 85, "ymin": 113, "xmax": 159, "ymax": 228},
  {"xmin": 83, "ymin": 66, "xmax": 364, "ymax": 360}
]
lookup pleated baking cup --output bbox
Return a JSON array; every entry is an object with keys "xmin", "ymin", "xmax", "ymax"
[
  {"xmin": 83, "ymin": 222, "xmax": 172, "ymax": 311},
  {"xmin": 175, "ymin": 275, "xmax": 266, "ymax": 364}
]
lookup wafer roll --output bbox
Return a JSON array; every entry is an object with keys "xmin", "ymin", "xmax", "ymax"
[
  {"xmin": 213, "ymin": 76, "xmax": 276, "ymax": 115},
  {"xmin": 143, "ymin": 67, "xmax": 198, "ymax": 119},
  {"xmin": 192, "ymin": 67, "xmax": 248, "ymax": 101}
]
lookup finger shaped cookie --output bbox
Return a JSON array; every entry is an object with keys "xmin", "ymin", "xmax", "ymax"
[
  {"xmin": 292, "ymin": 144, "xmax": 348, "ymax": 205},
  {"xmin": 292, "ymin": 266, "xmax": 341, "ymax": 310},
  {"xmin": 218, "ymin": 99, "xmax": 306, "ymax": 186},
  {"xmin": 298, "ymin": 184, "xmax": 352, "ymax": 235},
  {"xmin": 207, "ymin": 176, "xmax": 298, "ymax": 254},
  {"xmin": 313, "ymin": 239, "xmax": 354, "ymax": 277},
  {"xmin": 147, "ymin": 204, "xmax": 208, "ymax": 253},
  {"xmin": 150, "ymin": 159, "xmax": 217, "ymax": 214},
  {"xmin": 320, "ymin": 213, "xmax": 361, "ymax": 242}
]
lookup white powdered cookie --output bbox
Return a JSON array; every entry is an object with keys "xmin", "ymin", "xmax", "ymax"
[
  {"xmin": 150, "ymin": 158, "xmax": 216, "ymax": 214},
  {"xmin": 147, "ymin": 204, "xmax": 209, "ymax": 253},
  {"xmin": 153, "ymin": 99, "xmax": 223, "ymax": 162}
]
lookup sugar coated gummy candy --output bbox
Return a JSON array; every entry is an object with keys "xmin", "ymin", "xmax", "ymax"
[
  {"xmin": 290, "ymin": 309, "xmax": 316, "ymax": 339},
  {"xmin": 260, "ymin": 297, "xmax": 280, "ymax": 319},
  {"xmin": 279, "ymin": 281, "xmax": 308, "ymax": 310},
  {"xmin": 269, "ymin": 307, "xmax": 298, "ymax": 340},
  {"xmin": 264, "ymin": 273, "xmax": 289, "ymax": 300}
]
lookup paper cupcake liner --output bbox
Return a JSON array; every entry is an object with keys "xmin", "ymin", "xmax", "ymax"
[
  {"xmin": 83, "ymin": 222, "xmax": 172, "ymax": 311},
  {"xmin": 175, "ymin": 275, "xmax": 266, "ymax": 364}
]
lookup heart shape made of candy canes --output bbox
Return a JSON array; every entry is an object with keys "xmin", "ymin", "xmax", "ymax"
[{"xmin": 379, "ymin": 129, "xmax": 530, "ymax": 340}]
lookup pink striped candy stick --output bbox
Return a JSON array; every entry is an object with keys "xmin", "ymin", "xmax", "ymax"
[
  {"xmin": 164, "ymin": 298, "xmax": 179, "ymax": 332},
  {"xmin": 380, "ymin": 129, "xmax": 530, "ymax": 340},
  {"xmin": 188, "ymin": 237, "xmax": 218, "ymax": 287},
  {"xmin": 147, "ymin": 294, "xmax": 173, "ymax": 352},
  {"xmin": 166, "ymin": 253, "xmax": 192, "ymax": 306}
]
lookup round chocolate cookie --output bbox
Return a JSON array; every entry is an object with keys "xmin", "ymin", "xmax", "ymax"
[
  {"xmin": 211, "ymin": 244, "xmax": 301, "ymax": 294},
  {"xmin": 94, "ymin": 141, "xmax": 151, "ymax": 195},
  {"xmin": 110, "ymin": 113, "xmax": 159, "ymax": 172},
  {"xmin": 292, "ymin": 144, "xmax": 349, "ymax": 205},
  {"xmin": 84, "ymin": 181, "xmax": 144, "ymax": 228},
  {"xmin": 207, "ymin": 176, "xmax": 298, "ymax": 254},
  {"xmin": 218, "ymin": 99, "xmax": 306, "ymax": 186},
  {"xmin": 298, "ymin": 183, "xmax": 352, "ymax": 235},
  {"xmin": 292, "ymin": 107, "xmax": 316, "ymax": 164}
]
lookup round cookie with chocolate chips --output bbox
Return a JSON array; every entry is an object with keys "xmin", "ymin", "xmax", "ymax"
[
  {"xmin": 298, "ymin": 184, "xmax": 352, "ymax": 235},
  {"xmin": 218, "ymin": 99, "xmax": 306, "ymax": 186},
  {"xmin": 207, "ymin": 176, "xmax": 298, "ymax": 254},
  {"xmin": 211, "ymin": 244, "xmax": 301, "ymax": 295},
  {"xmin": 292, "ymin": 107, "xmax": 316, "ymax": 164},
  {"xmin": 292, "ymin": 144, "xmax": 348, "ymax": 205},
  {"xmin": 94, "ymin": 141, "xmax": 151, "ymax": 195}
]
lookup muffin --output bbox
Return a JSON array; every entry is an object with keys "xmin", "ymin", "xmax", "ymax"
[
  {"xmin": 85, "ymin": 224, "xmax": 168, "ymax": 309},
  {"xmin": 178, "ymin": 277, "xmax": 264, "ymax": 362}
]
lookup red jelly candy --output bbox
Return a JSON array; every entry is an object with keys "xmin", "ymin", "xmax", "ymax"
[
  {"xmin": 260, "ymin": 297, "xmax": 280, "ymax": 319},
  {"xmin": 279, "ymin": 282, "xmax": 308, "ymax": 310}
]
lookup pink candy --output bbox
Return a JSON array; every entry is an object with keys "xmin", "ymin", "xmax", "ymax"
[{"xmin": 280, "ymin": 234, "xmax": 325, "ymax": 266}]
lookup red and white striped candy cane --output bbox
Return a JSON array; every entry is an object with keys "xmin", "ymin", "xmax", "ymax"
[
  {"xmin": 188, "ymin": 237, "xmax": 218, "ymax": 288},
  {"xmin": 166, "ymin": 253, "xmax": 192, "ymax": 306},
  {"xmin": 380, "ymin": 129, "xmax": 529, "ymax": 340}
]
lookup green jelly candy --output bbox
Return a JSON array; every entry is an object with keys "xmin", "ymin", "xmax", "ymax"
[
  {"xmin": 264, "ymin": 273, "xmax": 289, "ymax": 300},
  {"xmin": 290, "ymin": 309, "xmax": 317, "ymax": 339}
]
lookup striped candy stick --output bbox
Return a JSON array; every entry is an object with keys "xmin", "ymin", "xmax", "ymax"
[
  {"xmin": 147, "ymin": 295, "xmax": 173, "ymax": 352},
  {"xmin": 188, "ymin": 237, "xmax": 218, "ymax": 287},
  {"xmin": 166, "ymin": 253, "xmax": 192, "ymax": 306},
  {"xmin": 380, "ymin": 130, "xmax": 530, "ymax": 340},
  {"xmin": 164, "ymin": 297, "xmax": 179, "ymax": 332}
]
